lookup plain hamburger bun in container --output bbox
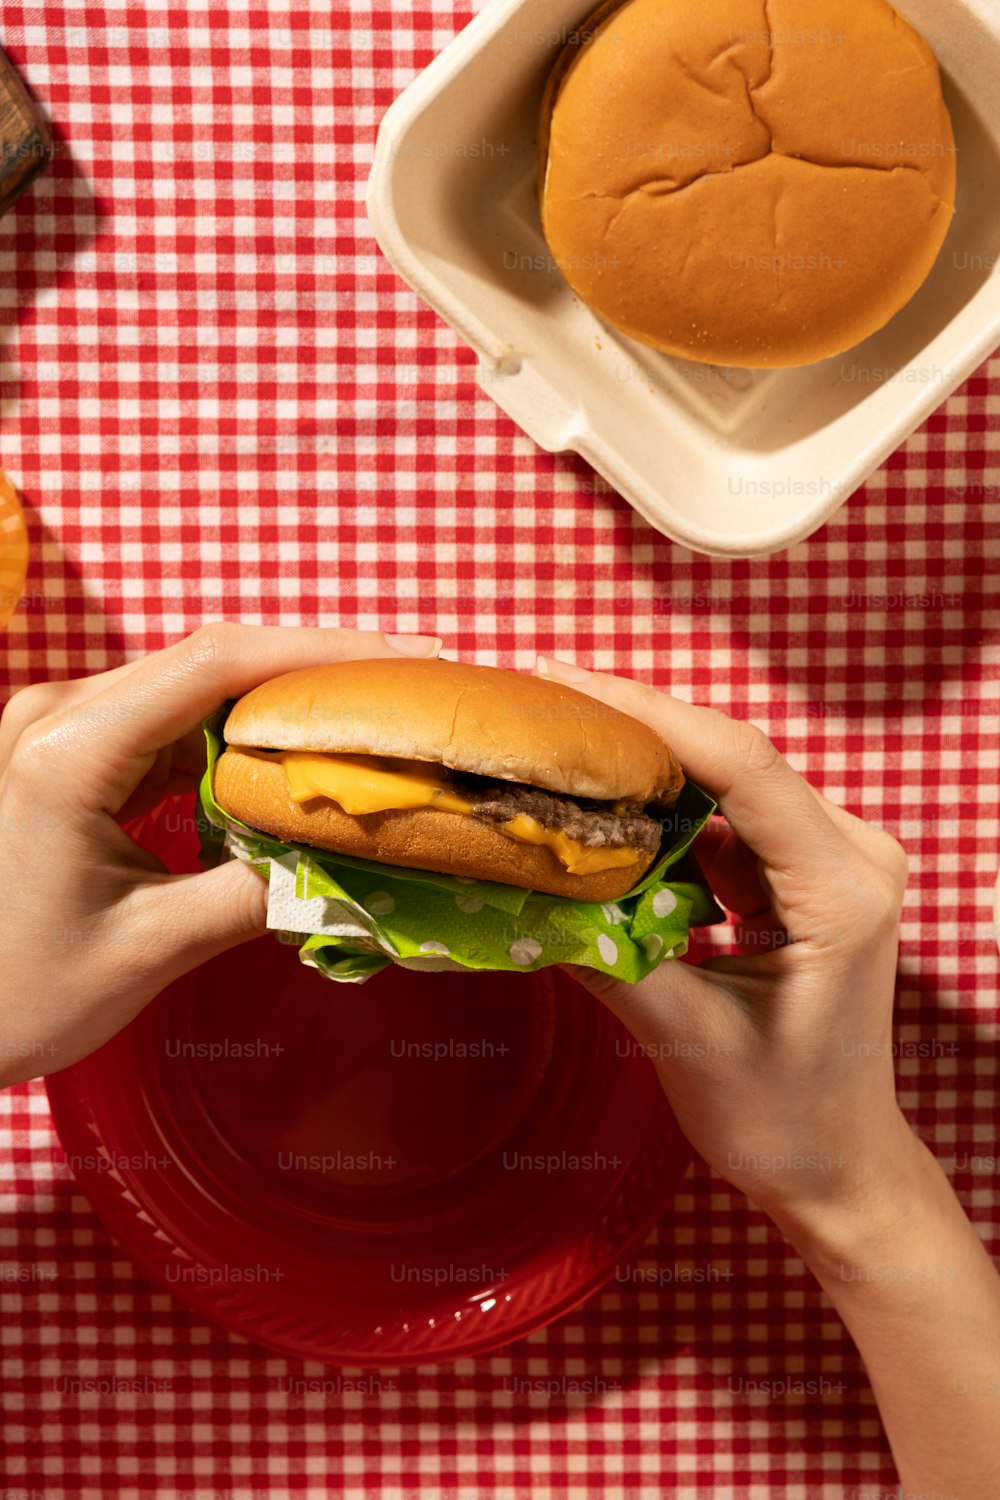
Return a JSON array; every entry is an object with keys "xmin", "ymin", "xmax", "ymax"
[
  {"xmin": 215, "ymin": 658, "xmax": 685, "ymax": 902},
  {"xmin": 539, "ymin": 0, "xmax": 957, "ymax": 367}
]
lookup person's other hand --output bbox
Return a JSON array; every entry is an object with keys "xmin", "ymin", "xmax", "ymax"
[
  {"xmin": 534, "ymin": 661, "xmax": 1000, "ymax": 1500},
  {"xmin": 0, "ymin": 623, "xmax": 441, "ymax": 1086},
  {"xmin": 536, "ymin": 655, "xmax": 912, "ymax": 1229}
]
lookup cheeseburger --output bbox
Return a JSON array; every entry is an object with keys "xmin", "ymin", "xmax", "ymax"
[{"xmin": 213, "ymin": 659, "xmax": 685, "ymax": 902}]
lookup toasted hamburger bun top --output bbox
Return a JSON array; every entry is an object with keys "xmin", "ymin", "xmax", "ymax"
[
  {"xmin": 539, "ymin": 0, "xmax": 956, "ymax": 368},
  {"xmin": 222, "ymin": 658, "xmax": 683, "ymax": 806}
]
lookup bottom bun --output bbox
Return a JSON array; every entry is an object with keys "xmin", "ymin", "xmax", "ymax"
[{"xmin": 215, "ymin": 748, "xmax": 656, "ymax": 901}]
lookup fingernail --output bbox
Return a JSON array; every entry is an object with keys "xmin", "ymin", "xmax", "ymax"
[
  {"xmin": 536, "ymin": 654, "xmax": 591, "ymax": 682},
  {"xmin": 386, "ymin": 633, "xmax": 443, "ymax": 657}
]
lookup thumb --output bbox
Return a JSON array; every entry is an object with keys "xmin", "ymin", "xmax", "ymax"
[
  {"xmin": 561, "ymin": 958, "xmax": 720, "ymax": 1053},
  {"xmin": 561, "ymin": 961, "xmax": 634, "ymax": 1012},
  {"xmin": 129, "ymin": 859, "xmax": 271, "ymax": 990}
]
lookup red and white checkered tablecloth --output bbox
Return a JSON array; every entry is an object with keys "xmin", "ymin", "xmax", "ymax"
[{"xmin": 0, "ymin": 0, "xmax": 998, "ymax": 1495}]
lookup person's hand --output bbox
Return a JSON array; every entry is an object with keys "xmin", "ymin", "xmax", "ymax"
[
  {"xmin": 537, "ymin": 656, "xmax": 1000, "ymax": 1500},
  {"xmin": 0, "ymin": 623, "xmax": 441, "ymax": 1087},
  {"xmin": 535, "ymin": 654, "xmax": 914, "ymax": 1229}
]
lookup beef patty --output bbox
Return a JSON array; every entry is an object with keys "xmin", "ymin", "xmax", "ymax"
[{"xmin": 467, "ymin": 780, "xmax": 663, "ymax": 854}]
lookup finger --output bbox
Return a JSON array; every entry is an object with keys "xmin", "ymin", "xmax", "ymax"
[
  {"xmin": 0, "ymin": 659, "xmax": 146, "ymax": 774},
  {"xmin": 536, "ymin": 655, "xmax": 851, "ymax": 885},
  {"xmin": 108, "ymin": 725, "xmax": 208, "ymax": 826},
  {"xmin": 730, "ymin": 910, "xmax": 790, "ymax": 957},
  {"xmin": 562, "ymin": 957, "xmax": 738, "ymax": 1059},
  {"xmin": 692, "ymin": 726, "xmax": 905, "ymax": 901},
  {"xmin": 126, "ymin": 858, "xmax": 271, "ymax": 988},
  {"xmin": 2, "ymin": 661, "xmax": 214, "ymax": 782},
  {"xmin": 19, "ymin": 624, "xmax": 442, "ymax": 816},
  {"xmin": 693, "ymin": 820, "xmax": 771, "ymax": 920},
  {"xmin": 690, "ymin": 824, "xmax": 792, "ymax": 951}
]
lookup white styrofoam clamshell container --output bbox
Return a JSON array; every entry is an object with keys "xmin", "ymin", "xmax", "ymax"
[{"xmin": 367, "ymin": 0, "xmax": 1000, "ymax": 558}]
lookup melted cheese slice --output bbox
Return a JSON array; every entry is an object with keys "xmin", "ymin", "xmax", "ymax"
[
  {"xmin": 281, "ymin": 751, "xmax": 474, "ymax": 815},
  {"xmin": 499, "ymin": 814, "xmax": 640, "ymax": 877},
  {"xmin": 275, "ymin": 751, "xmax": 641, "ymax": 876}
]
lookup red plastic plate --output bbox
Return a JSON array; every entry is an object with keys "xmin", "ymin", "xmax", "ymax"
[{"xmin": 45, "ymin": 799, "xmax": 692, "ymax": 1366}]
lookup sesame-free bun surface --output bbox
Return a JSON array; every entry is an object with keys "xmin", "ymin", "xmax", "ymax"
[
  {"xmin": 223, "ymin": 658, "xmax": 684, "ymax": 805},
  {"xmin": 540, "ymin": 0, "xmax": 956, "ymax": 368},
  {"xmin": 215, "ymin": 745, "xmax": 657, "ymax": 900}
]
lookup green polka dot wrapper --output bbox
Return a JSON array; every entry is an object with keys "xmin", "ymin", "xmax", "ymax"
[{"xmin": 198, "ymin": 709, "xmax": 724, "ymax": 985}]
